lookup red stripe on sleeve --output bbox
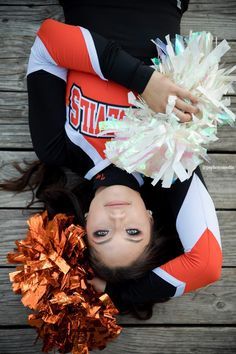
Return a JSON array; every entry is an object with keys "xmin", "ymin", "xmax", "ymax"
[
  {"xmin": 37, "ymin": 19, "xmax": 96, "ymax": 75},
  {"xmin": 160, "ymin": 228, "xmax": 222, "ymax": 293}
]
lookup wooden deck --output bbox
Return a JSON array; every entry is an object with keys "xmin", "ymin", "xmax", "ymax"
[{"xmin": 0, "ymin": 1, "xmax": 236, "ymax": 353}]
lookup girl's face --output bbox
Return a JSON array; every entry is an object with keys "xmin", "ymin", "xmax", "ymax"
[{"xmin": 86, "ymin": 185, "xmax": 152, "ymax": 267}]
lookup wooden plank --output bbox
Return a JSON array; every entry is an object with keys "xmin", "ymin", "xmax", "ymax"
[
  {"xmin": 0, "ymin": 58, "xmax": 27, "ymax": 92},
  {"xmin": 1, "ymin": 29, "xmax": 236, "ymax": 61},
  {"xmin": 0, "ymin": 92, "xmax": 28, "ymax": 123},
  {"xmin": 0, "ymin": 209, "xmax": 235, "ymax": 267},
  {"xmin": 0, "ymin": 0, "xmax": 57, "ymax": 4},
  {"xmin": 1, "ymin": 57, "xmax": 235, "ymax": 92},
  {"xmin": 0, "ymin": 327, "xmax": 235, "ymax": 354},
  {"xmin": 0, "ymin": 124, "xmax": 31, "ymax": 147},
  {"xmin": 0, "ymin": 93, "xmax": 236, "ymax": 148},
  {"xmin": 0, "ymin": 5, "xmax": 63, "ymax": 24},
  {"xmin": 85, "ymin": 326, "xmax": 236, "ymax": 354},
  {"xmin": 0, "ymin": 329, "xmax": 43, "ymax": 354},
  {"xmin": 0, "ymin": 118, "xmax": 236, "ymax": 150},
  {"xmin": 0, "ymin": 1, "xmax": 235, "ymax": 40},
  {"xmin": 219, "ymin": 210, "xmax": 236, "ymax": 266},
  {"xmin": 0, "ymin": 209, "xmax": 43, "ymax": 267},
  {"xmin": 181, "ymin": 2, "xmax": 236, "ymax": 39},
  {"xmin": 0, "ymin": 267, "xmax": 235, "ymax": 326},
  {"xmin": 1, "ymin": 151, "xmax": 236, "ymax": 208},
  {"xmin": 0, "ymin": 51, "xmax": 235, "ymax": 92},
  {"xmin": 0, "ymin": 1, "xmax": 236, "ymax": 91},
  {"xmin": 200, "ymin": 154, "xmax": 236, "ymax": 209},
  {"xmin": 0, "ymin": 35, "xmax": 35, "ymax": 60},
  {"xmin": 0, "ymin": 151, "xmax": 40, "ymax": 209}
]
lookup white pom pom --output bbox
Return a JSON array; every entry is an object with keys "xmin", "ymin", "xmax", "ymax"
[{"xmin": 99, "ymin": 32, "xmax": 236, "ymax": 188}]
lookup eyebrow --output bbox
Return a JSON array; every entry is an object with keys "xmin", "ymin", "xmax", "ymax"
[{"xmin": 93, "ymin": 238, "xmax": 143, "ymax": 245}]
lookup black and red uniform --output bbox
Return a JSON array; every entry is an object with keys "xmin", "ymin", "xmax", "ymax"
[{"xmin": 27, "ymin": 0, "xmax": 222, "ymax": 306}]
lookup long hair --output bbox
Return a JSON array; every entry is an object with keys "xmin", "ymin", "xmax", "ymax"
[{"xmin": 0, "ymin": 159, "xmax": 183, "ymax": 320}]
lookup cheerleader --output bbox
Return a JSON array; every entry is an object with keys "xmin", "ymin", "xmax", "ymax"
[{"xmin": 2, "ymin": 0, "xmax": 222, "ymax": 319}]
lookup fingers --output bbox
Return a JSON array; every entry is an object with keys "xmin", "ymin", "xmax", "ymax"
[
  {"xmin": 175, "ymin": 98, "xmax": 199, "ymax": 115},
  {"xmin": 177, "ymin": 87, "xmax": 199, "ymax": 104},
  {"xmin": 173, "ymin": 107, "xmax": 192, "ymax": 122},
  {"xmin": 172, "ymin": 86, "xmax": 199, "ymax": 122}
]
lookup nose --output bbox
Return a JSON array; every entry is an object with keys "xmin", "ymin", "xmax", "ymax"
[{"xmin": 109, "ymin": 208, "xmax": 126, "ymax": 220}]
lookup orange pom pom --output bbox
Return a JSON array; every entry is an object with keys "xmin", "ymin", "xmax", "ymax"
[{"xmin": 8, "ymin": 211, "xmax": 122, "ymax": 353}]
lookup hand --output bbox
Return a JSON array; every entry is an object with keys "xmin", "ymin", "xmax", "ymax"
[
  {"xmin": 88, "ymin": 277, "xmax": 106, "ymax": 293},
  {"xmin": 141, "ymin": 71, "xmax": 199, "ymax": 122}
]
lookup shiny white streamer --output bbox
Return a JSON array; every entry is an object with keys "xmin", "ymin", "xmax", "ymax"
[{"xmin": 99, "ymin": 31, "xmax": 236, "ymax": 187}]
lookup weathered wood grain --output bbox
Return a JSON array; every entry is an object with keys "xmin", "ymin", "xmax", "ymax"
[
  {"xmin": 0, "ymin": 151, "xmax": 40, "ymax": 209},
  {"xmin": 0, "ymin": 209, "xmax": 235, "ymax": 267},
  {"xmin": 0, "ymin": 1, "xmax": 236, "ymax": 39},
  {"xmin": 1, "ymin": 152, "xmax": 236, "ymax": 209},
  {"xmin": 0, "ymin": 327, "xmax": 235, "ymax": 354},
  {"xmin": 181, "ymin": 3, "xmax": 236, "ymax": 39},
  {"xmin": 1, "ymin": 58, "xmax": 235, "ymax": 92},
  {"xmin": 0, "ymin": 1, "xmax": 236, "ymax": 91},
  {"xmin": 0, "ymin": 5, "xmax": 63, "ymax": 24},
  {"xmin": 1, "ymin": 31, "xmax": 236, "ymax": 61},
  {"xmin": 0, "ymin": 92, "xmax": 28, "ymax": 123},
  {"xmin": 200, "ymin": 154, "xmax": 236, "ymax": 208},
  {"xmin": 0, "ymin": 124, "xmax": 31, "ymax": 147},
  {"xmin": 0, "ymin": 58, "xmax": 27, "ymax": 91},
  {"xmin": 0, "ymin": 1, "xmax": 58, "ymax": 4},
  {"xmin": 0, "ymin": 209, "xmax": 43, "ymax": 267},
  {"xmin": 0, "ymin": 267, "xmax": 235, "ymax": 326}
]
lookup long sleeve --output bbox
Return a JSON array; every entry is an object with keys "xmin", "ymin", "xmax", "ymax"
[
  {"xmin": 27, "ymin": 18, "xmax": 155, "ymax": 94},
  {"xmin": 27, "ymin": 70, "xmax": 68, "ymax": 165},
  {"xmin": 105, "ymin": 167, "xmax": 222, "ymax": 304},
  {"xmin": 27, "ymin": 18, "xmax": 155, "ymax": 166}
]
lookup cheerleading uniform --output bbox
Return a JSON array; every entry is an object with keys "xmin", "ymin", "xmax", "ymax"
[
  {"xmin": 27, "ymin": 2, "xmax": 222, "ymax": 305},
  {"xmin": 27, "ymin": 18, "xmax": 153, "ymax": 182},
  {"xmin": 105, "ymin": 167, "xmax": 222, "ymax": 305}
]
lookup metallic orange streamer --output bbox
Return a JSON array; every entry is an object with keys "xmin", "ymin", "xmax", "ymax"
[{"xmin": 7, "ymin": 211, "xmax": 122, "ymax": 353}]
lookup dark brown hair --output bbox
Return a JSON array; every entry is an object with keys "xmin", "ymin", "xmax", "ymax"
[
  {"xmin": 0, "ymin": 160, "xmax": 183, "ymax": 320},
  {"xmin": 86, "ymin": 221, "xmax": 178, "ymax": 282}
]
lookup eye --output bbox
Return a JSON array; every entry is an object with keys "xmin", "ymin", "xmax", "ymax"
[
  {"xmin": 93, "ymin": 230, "xmax": 109, "ymax": 237},
  {"xmin": 126, "ymin": 229, "xmax": 141, "ymax": 235}
]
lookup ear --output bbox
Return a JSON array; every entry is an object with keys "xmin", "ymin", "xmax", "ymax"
[
  {"xmin": 147, "ymin": 210, "xmax": 154, "ymax": 224},
  {"xmin": 84, "ymin": 213, "xmax": 88, "ymax": 227}
]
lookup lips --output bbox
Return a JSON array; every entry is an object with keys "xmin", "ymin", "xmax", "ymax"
[{"xmin": 104, "ymin": 201, "xmax": 131, "ymax": 206}]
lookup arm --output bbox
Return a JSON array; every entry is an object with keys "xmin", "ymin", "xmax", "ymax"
[
  {"xmin": 27, "ymin": 18, "xmax": 155, "ymax": 94},
  {"xmin": 27, "ymin": 18, "xmax": 198, "ymax": 164},
  {"xmin": 105, "ymin": 167, "xmax": 222, "ymax": 305},
  {"xmin": 27, "ymin": 70, "xmax": 67, "ymax": 165},
  {"xmin": 27, "ymin": 18, "xmax": 156, "ymax": 165}
]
